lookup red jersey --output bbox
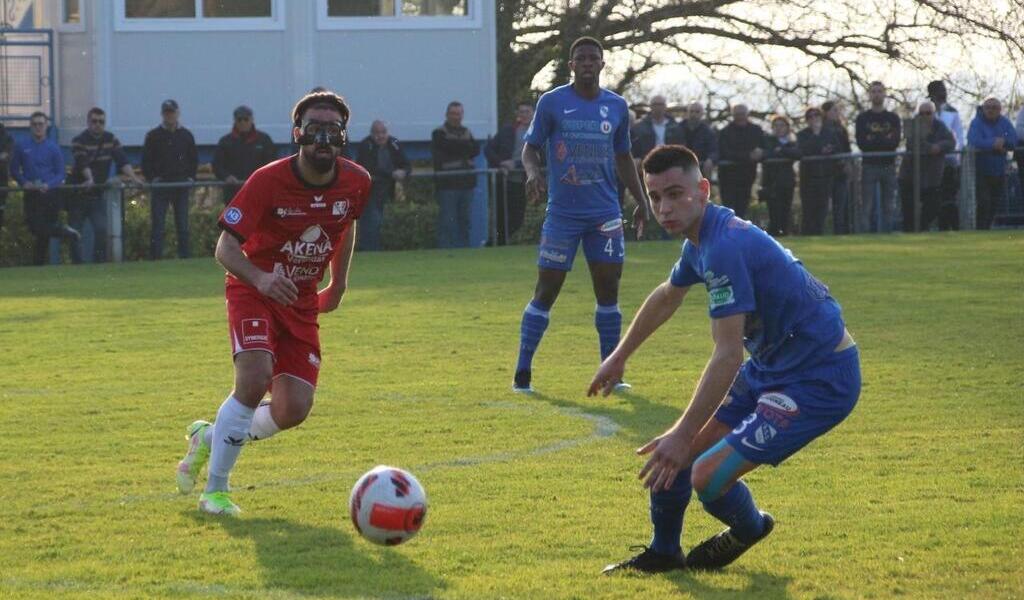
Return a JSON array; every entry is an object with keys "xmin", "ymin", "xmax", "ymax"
[{"xmin": 218, "ymin": 155, "xmax": 371, "ymax": 297}]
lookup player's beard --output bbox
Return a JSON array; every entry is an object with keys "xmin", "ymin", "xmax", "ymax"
[{"xmin": 303, "ymin": 145, "xmax": 337, "ymax": 174}]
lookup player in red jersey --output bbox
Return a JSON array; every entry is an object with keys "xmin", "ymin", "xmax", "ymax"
[{"xmin": 175, "ymin": 91, "xmax": 371, "ymax": 515}]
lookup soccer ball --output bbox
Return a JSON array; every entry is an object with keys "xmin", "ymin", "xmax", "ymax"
[{"xmin": 349, "ymin": 465, "xmax": 427, "ymax": 545}]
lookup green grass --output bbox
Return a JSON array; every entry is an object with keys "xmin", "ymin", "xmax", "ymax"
[{"xmin": 0, "ymin": 232, "xmax": 1021, "ymax": 599}]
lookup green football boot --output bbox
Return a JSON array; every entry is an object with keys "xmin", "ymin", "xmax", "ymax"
[{"xmin": 176, "ymin": 420, "xmax": 211, "ymax": 494}]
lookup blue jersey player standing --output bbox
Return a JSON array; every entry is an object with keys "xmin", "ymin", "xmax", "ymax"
[
  {"xmin": 591, "ymin": 145, "xmax": 860, "ymax": 573},
  {"xmin": 514, "ymin": 36, "xmax": 651, "ymax": 393}
]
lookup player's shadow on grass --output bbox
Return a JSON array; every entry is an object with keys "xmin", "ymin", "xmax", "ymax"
[
  {"xmin": 196, "ymin": 514, "xmax": 444, "ymax": 598},
  {"xmin": 530, "ymin": 389, "xmax": 684, "ymax": 447},
  {"xmin": 664, "ymin": 569, "xmax": 795, "ymax": 599}
]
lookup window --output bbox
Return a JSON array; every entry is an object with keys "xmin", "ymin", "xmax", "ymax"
[
  {"xmin": 63, "ymin": 0, "xmax": 82, "ymax": 23},
  {"xmin": 320, "ymin": 0, "xmax": 479, "ymax": 29},
  {"xmin": 117, "ymin": 0, "xmax": 283, "ymax": 31}
]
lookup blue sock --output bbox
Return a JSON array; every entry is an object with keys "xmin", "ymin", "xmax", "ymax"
[
  {"xmin": 516, "ymin": 300, "xmax": 550, "ymax": 373},
  {"xmin": 701, "ymin": 480, "xmax": 765, "ymax": 543},
  {"xmin": 594, "ymin": 303, "xmax": 621, "ymax": 361},
  {"xmin": 649, "ymin": 467, "xmax": 692, "ymax": 556}
]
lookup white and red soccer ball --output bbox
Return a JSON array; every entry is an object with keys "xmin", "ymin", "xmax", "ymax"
[{"xmin": 349, "ymin": 466, "xmax": 427, "ymax": 545}]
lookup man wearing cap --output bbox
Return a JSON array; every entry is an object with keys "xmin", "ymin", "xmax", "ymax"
[
  {"xmin": 142, "ymin": 99, "xmax": 198, "ymax": 259},
  {"xmin": 926, "ymin": 80, "xmax": 964, "ymax": 230},
  {"xmin": 213, "ymin": 106, "xmax": 277, "ymax": 205}
]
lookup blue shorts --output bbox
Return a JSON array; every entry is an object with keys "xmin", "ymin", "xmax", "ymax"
[
  {"xmin": 537, "ymin": 212, "xmax": 625, "ymax": 271},
  {"xmin": 715, "ymin": 346, "xmax": 861, "ymax": 466}
]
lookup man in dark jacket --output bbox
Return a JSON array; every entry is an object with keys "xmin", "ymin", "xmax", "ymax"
[
  {"xmin": 898, "ymin": 102, "xmax": 955, "ymax": 232},
  {"xmin": 431, "ymin": 101, "xmax": 479, "ymax": 248},
  {"xmin": 0, "ymin": 122, "xmax": 14, "ymax": 236},
  {"xmin": 142, "ymin": 99, "xmax": 198, "ymax": 259},
  {"xmin": 354, "ymin": 120, "xmax": 411, "ymax": 251},
  {"xmin": 678, "ymin": 102, "xmax": 717, "ymax": 177},
  {"xmin": 797, "ymin": 107, "xmax": 841, "ymax": 235},
  {"xmin": 716, "ymin": 104, "xmax": 764, "ymax": 219},
  {"xmin": 760, "ymin": 115, "xmax": 801, "ymax": 236},
  {"xmin": 631, "ymin": 95, "xmax": 677, "ymax": 160},
  {"xmin": 485, "ymin": 100, "xmax": 533, "ymax": 245},
  {"xmin": 212, "ymin": 105, "xmax": 276, "ymax": 205},
  {"xmin": 967, "ymin": 97, "xmax": 1018, "ymax": 229},
  {"xmin": 69, "ymin": 106, "xmax": 142, "ymax": 263}
]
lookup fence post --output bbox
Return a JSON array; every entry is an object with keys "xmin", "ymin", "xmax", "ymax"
[
  {"xmin": 960, "ymin": 148, "xmax": 975, "ymax": 231},
  {"xmin": 105, "ymin": 185, "xmax": 124, "ymax": 262}
]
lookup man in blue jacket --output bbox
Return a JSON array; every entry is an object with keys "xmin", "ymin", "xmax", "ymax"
[
  {"xmin": 967, "ymin": 97, "xmax": 1018, "ymax": 229},
  {"xmin": 10, "ymin": 112, "xmax": 75, "ymax": 265}
]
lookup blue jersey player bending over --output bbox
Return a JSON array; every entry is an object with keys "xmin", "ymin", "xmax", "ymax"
[
  {"xmin": 514, "ymin": 36, "xmax": 651, "ymax": 393},
  {"xmin": 590, "ymin": 145, "xmax": 860, "ymax": 573}
]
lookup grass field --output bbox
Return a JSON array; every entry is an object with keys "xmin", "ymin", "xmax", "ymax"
[{"xmin": 1, "ymin": 232, "xmax": 1021, "ymax": 599}]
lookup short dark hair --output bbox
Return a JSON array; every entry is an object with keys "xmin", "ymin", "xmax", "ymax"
[
  {"xmin": 770, "ymin": 115, "xmax": 792, "ymax": 127},
  {"xmin": 642, "ymin": 145, "xmax": 699, "ymax": 176},
  {"xmin": 869, "ymin": 81, "xmax": 885, "ymax": 89},
  {"xmin": 30, "ymin": 111, "xmax": 47, "ymax": 122},
  {"xmin": 446, "ymin": 101, "xmax": 463, "ymax": 112},
  {"xmin": 292, "ymin": 91, "xmax": 350, "ymax": 127},
  {"xmin": 88, "ymin": 107, "xmax": 105, "ymax": 118},
  {"xmin": 569, "ymin": 36, "xmax": 603, "ymax": 58}
]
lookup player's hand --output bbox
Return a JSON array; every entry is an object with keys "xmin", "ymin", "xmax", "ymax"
[
  {"xmin": 993, "ymin": 137, "xmax": 1005, "ymax": 151},
  {"xmin": 632, "ymin": 203, "xmax": 647, "ymax": 239},
  {"xmin": 256, "ymin": 271, "xmax": 298, "ymax": 306},
  {"xmin": 588, "ymin": 353, "xmax": 626, "ymax": 397},
  {"xmin": 525, "ymin": 173, "xmax": 547, "ymax": 205},
  {"xmin": 317, "ymin": 284, "xmax": 345, "ymax": 313},
  {"xmin": 637, "ymin": 428, "xmax": 692, "ymax": 492}
]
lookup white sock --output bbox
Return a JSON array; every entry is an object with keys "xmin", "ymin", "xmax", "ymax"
[
  {"xmin": 204, "ymin": 395, "xmax": 255, "ymax": 493},
  {"xmin": 247, "ymin": 403, "xmax": 281, "ymax": 441}
]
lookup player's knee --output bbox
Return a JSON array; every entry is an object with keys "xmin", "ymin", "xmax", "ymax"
[
  {"xmin": 690, "ymin": 458, "xmax": 718, "ymax": 500},
  {"xmin": 275, "ymin": 397, "xmax": 313, "ymax": 429},
  {"xmin": 234, "ymin": 367, "xmax": 272, "ymax": 405}
]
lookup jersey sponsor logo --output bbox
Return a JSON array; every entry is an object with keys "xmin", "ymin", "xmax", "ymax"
[
  {"xmin": 311, "ymin": 194, "xmax": 326, "ymax": 208},
  {"xmin": 560, "ymin": 165, "xmax": 580, "ymax": 185},
  {"xmin": 332, "ymin": 200, "xmax": 349, "ymax": 217},
  {"xmin": 539, "ymin": 249, "xmax": 568, "ymax": 263},
  {"xmin": 708, "ymin": 285, "xmax": 735, "ymax": 309},
  {"xmin": 224, "ymin": 207, "xmax": 243, "ymax": 225},
  {"xmin": 754, "ymin": 422, "xmax": 777, "ymax": 445},
  {"xmin": 563, "ymin": 108, "xmax": 578, "ymax": 114},
  {"xmin": 280, "ymin": 225, "xmax": 333, "ymax": 259},
  {"xmin": 704, "ymin": 270, "xmax": 731, "ymax": 288},
  {"xmin": 599, "ymin": 218, "xmax": 623, "ymax": 233},
  {"xmin": 241, "ymin": 318, "xmax": 269, "ymax": 345},
  {"xmin": 555, "ymin": 141, "xmax": 569, "ymax": 162},
  {"xmin": 600, "ymin": 120, "xmax": 612, "ymax": 134},
  {"xmin": 600, "ymin": 105, "xmax": 609, "ymax": 118},
  {"xmin": 275, "ymin": 207, "xmax": 308, "ymax": 218},
  {"xmin": 274, "ymin": 261, "xmax": 322, "ymax": 281}
]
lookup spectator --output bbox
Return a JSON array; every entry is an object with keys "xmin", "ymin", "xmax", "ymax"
[
  {"xmin": 485, "ymin": 100, "xmax": 533, "ymax": 246},
  {"xmin": 677, "ymin": 102, "xmax": 717, "ymax": 177},
  {"xmin": 68, "ymin": 107, "xmax": 141, "ymax": 263},
  {"xmin": 797, "ymin": 106, "xmax": 841, "ymax": 235},
  {"xmin": 9, "ymin": 112, "xmax": 76, "ymax": 265},
  {"xmin": 967, "ymin": 96, "xmax": 1018, "ymax": 230},
  {"xmin": 354, "ymin": 120, "xmax": 411, "ymax": 251},
  {"xmin": 0, "ymin": 122, "xmax": 13, "ymax": 236},
  {"xmin": 898, "ymin": 101, "xmax": 955, "ymax": 232},
  {"xmin": 760, "ymin": 115, "xmax": 800, "ymax": 236},
  {"xmin": 142, "ymin": 99, "xmax": 197, "ymax": 259},
  {"xmin": 822, "ymin": 100, "xmax": 853, "ymax": 234},
  {"xmin": 927, "ymin": 80, "xmax": 965, "ymax": 231},
  {"xmin": 431, "ymin": 101, "xmax": 479, "ymax": 248},
  {"xmin": 632, "ymin": 95, "xmax": 676, "ymax": 160},
  {"xmin": 716, "ymin": 104, "xmax": 764, "ymax": 219},
  {"xmin": 212, "ymin": 105, "xmax": 276, "ymax": 205},
  {"xmin": 1015, "ymin": 104, "xmax": 1024, "ymax": 211},
  {"xmin": 855, "ymin": 81, "xmax": 902, "ymax": 232}
]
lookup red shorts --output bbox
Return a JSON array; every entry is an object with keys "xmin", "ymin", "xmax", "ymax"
[{"xmin": 226, "ymin": 282, "xmax": 322, "ymax": 388}]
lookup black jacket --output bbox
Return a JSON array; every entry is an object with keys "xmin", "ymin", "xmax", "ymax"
[
  {"xmin": 675, "ymin": 120, "xmax": 718, "ymax": 168},
  {"xmin": 432, "ymin": 123, "xmax": 479, "ymax": 190},
  {"xmin": 70, "ymin": 130, "xmax": 131, "ymax": 184},
  {"xmin": 355, "ymin": 135, "xmax": 412, "ymax": 198},
  {"xmin": 631, "ymin": 116, "xmax": 678, "ymax": 160},
  {"xmin": 797, "ymin": 126, "xmax": 842, "ymax": 180},
  {"xmin": 484, "ymin": 122, "xmax": 529, "ymax": 167},
  {"xmin": 855, "ymin": 109, "xmax": 901, "ymax": 167},
  {"xmin": 212, "ymin": 128, "xmax": 276, "ymax": 182},
  {"xmin": 717, "ymin": 122, "xmax": 765, "ymax": 183},
  {"xmin": 142, "ymin": 125, "xmax": 198, "ymax": 182},
  {"xmin": 760, "ymin": 136, "xmax": 800, "ymax": 189},
  {"xmin": 0, "ymin": 125, "xmax": 14, "ymax": 190}
]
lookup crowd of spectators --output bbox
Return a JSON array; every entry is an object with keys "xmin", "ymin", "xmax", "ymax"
[{"xmin": 1, "ymin": 79, "xmax": 1022, "ymax": 266}]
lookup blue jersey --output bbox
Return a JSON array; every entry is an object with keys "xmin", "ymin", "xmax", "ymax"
[
  {"xmin": 525, "ymin": 84, "xmax": 631, "ymax": 220},
  {"xmin": 669, "ymin": 204, "xmax": 845, "ymax": 376}
]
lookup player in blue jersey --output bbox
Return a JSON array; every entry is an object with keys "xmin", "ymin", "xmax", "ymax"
[
  {"xmin": 591, "ymin": 145, "xmax": 860, "ymax": 573},
  {"xmin": 513, "ymin": 36, "xmax": 651, "ymax": 393}
]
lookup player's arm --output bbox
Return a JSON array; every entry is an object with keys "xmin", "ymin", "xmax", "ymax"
[
  {"xmin": 215, "ymin": 230, "xmax": 297, "ymax": 305},
  {"xmin": 616, "ymin": 151, "xmax": 650, "ymax": 236},
  {"xmin": 318, "ymin": 221, "xmax": 356, "ymax": 314},
  {"xmin": 637, "ymin": 312, "xmax": 747, "ymax": 491},
  {"xmin": 588, "ymin": 280, "xmax": 689, "ymax": 396},
  {"xmin": 522, "ymin": 143, "xmax": 547, "ymax": 204}
]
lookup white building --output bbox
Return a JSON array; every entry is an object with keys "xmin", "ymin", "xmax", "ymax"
[{"xmin": 4, "ymin": 0, "xmax": 498, "ymax": 145}]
